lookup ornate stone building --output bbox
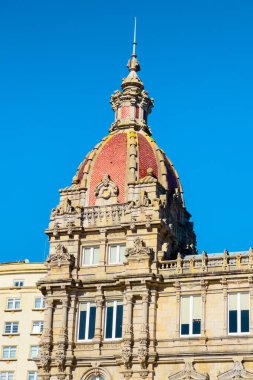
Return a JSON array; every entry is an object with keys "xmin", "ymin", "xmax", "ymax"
[{"xmin": 36, "ymin": 44, "xmax": 253, "ymax": 380}]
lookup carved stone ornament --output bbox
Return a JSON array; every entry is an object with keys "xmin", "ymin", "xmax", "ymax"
[
  {"xmin": 218, "ymin": 361, "xmax": 253, "ymax": 380},
  {"xmin": 46, "ymin": 243, "xmax": 75, "ymax": 268},
  {"xmin": 168, "ymin": 362, "xmax": 209, "ymax": 380},
  {"xmin": 55, "ymin": 343, "xmax": 66, "ymax": 372},
  {"xmin": 39, "ymin": 349, "xmax": 51, "ymax": 372},
  {"xmin": 138, "ymin": 168, "xmax": 157, "ymax": 184},
  {"xmin": 137, "ymin": 345, "xmax": 148, "ymax": 369},
  {"xmin": 94, "ymin": 174, "xmax": 119, "ymax": 206},
  {"xmin": 122, "ymin": 342, "xmax": 132, "ymax": 369},
  {"xmin": 51, "ymin": 197, "xmax": 79, "ymax": 218},
  {"xmin": 125, "ymin": 238, "xmax": 152, "ymax": 259}
]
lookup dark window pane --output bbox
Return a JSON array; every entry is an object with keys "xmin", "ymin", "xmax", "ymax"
[
  {"xmin": 193, "ymin": 319, "xmax": 201, "ymax": 334},
  {"xmin": 241, "ymin": 310, "xmax": 249, "ymax": 333},
  {"xmin": 229, "ymin": 310, "xmax": 237, "ymax": 333},
  {"xmin": 88, "ymin": 306, "xmax": 96, "ymax": 339},
  {"xmin": 105, "ymin": 306, "xmax": 113, "ymax": 339},
  {"xmin": 115, "ymin": 304, "xmax": 123, "ymax": 338},
  {"xmin": 181, "ymin": 324, "xmax": 189, "ymax": 335},
  {"xmin": 78, "ymin": 311, "xmax": 86, "ymax": 340}
]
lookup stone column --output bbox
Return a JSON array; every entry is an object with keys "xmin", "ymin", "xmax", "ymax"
[
  {"xmin": 201, "ymin": 280, "xmax": 208, "ymax": 336},
  {"xmin": 61, "ymin": 298, "xmax": 69, "ymax": 337},
  {"xmin": 95, "ymin": 298, "xmax": 104, "ymax": 341},
  {"xmin": 124, "ymin": 293, "xmax": 133, "ymax": 336},
  {"xmin": 99, "ymin": 229, "xmax": 107, "ymax": 270},
  {"xmin": 174, "ymin": 281, "xmax": 181, "ymax": 337},
  {"xmin": 142, "ymin": 292, "xmax": 149, "ymax": 327},
  {"xmin": 221, "ymin": 278, "xmax": 228, "ymax": 335},
  {"xmin": 122, "ymin": 293, "xmax": 133, "ymax": 370},
  {"xmin": 138, "ymin": 292, "xmax": 149, "ymax": 370},
  {"xmin": 43, "ymin": 299, "xmax": 54, "ymax": 339},
  {"xmin": 248, "ymin": 277, "xmax": 253, "ymax": 334}
]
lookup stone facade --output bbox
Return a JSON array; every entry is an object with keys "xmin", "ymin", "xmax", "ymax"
[
  {"xmin": 35, "ymin": 45, "xmax": 253, "ymax": 380},
  {"xmin": 0, "ymin": 261, "xmax": 46, "ymax": 379}
]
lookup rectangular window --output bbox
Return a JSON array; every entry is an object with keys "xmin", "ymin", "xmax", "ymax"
[
  {"xmin": 105, "ymin": 300, "xmax": 123, "ymax": 339},
  {"xmin": 82, "ymin": 246, "xmax": 100, "ymax": 266},
  {"xmin": 180, "ymin": 295, "xmax": 202, "ymax": 336},
  {"xmin": 32, "ymin": 321, "xmax": 44, "ymax": 334},
  {"xmin": 7, "ymin": 298, "xmax": 21, "ymax": 310},
  {"xmin": 34, "ymin": 297, "xmax": 45, "ymax": 309},
  {"xmin": 30, "ymin": 345, "xmax": 40, "ymax": 359},
  {"xmin": 108, "ymin": 244, "xmax": 126, "ymax": 264},
  {"xmin": 0, "ymin": 373, "xmax": 14, "ymax": 380},
  {"xmin": 13, "ymin": 279, "xmax": 24, "ymax": 287},
  {"xmin": 228, "ymin": 293, "xmax": 249, "ymax": 334},
  {"xmin": 2, "ymin": 346, "xmax": 16, "ymax": 359},
  {"xmin": 4, "ymin": 322, "xmax": 19, "ymax": 334},
  {"xmin": 78, "ymin": 302, "xmax": 96, "ymax": 341},
  {"xmin": 28, "ymin": 372, "xmax": 38, "ymax": 380}
]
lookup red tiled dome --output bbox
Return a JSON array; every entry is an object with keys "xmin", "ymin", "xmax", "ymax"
[{"xmin": 74, "ymin": 130, "xmax": 181, "ymax": 206}]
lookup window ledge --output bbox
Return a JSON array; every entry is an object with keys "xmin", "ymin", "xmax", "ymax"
[
  {"xmin": 2, "ymin": 333, "xmax": 20, "ymax": 337},
  {"xmin": 0, "ymin": 358, "xmax": 17, "ymax": 362},
  {"xmin": 4, "ymin": 309, "xmax": 22, "ymax": 312},
  {"xmin": 30, "ymin": 333, "xmax": 43, "ymax": 336},
  {"xmin": 32, "ymin": 308, "xmax": 45, "ymax": 311},
  {"xmin": 104, "ymin": 338, "xmax": 123, "ymax": 342}
]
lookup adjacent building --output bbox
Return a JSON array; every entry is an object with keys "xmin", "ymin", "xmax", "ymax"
[{"xmin": 0, "ymin": 261, "xmax": 46, "ymax": 380}]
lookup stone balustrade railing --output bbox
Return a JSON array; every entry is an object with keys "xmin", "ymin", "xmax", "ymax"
[
  {"xmin": 82, "ymin": 204, "xmax": 129, "ymax": 227},
  {"xmin": 159, "ymin": 249, "xmax": 253, "ymax": 274}
]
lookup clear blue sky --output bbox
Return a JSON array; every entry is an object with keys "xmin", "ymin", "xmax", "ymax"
[{"xmin": 0, "ymin": 0, "xmax": 252, "ymax": 262}]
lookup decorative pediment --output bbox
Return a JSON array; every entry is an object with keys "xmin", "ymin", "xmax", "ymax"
[
  {"xmin": 125, "ymin": 238, "xmax": 152, "ymax": 258},
  {"xmin": 168, "ymin": 362, "xmax": 209, "ymax": 380},
  {"xmin": 46, "ymin": 244, "xmax": 75, "ymax": 268},
  {"xmin": 218, "ymin": 362, "xmax": 253, "ymax": 380},
  {"xmin": 94, "ymin": 174, "xmax": 119, "ymax": 205}
]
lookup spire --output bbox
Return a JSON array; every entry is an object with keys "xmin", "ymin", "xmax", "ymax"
[
  {"xmin": 127, "ymin": 17, "xmax": 140, "ymax": 74},
  {"xmin": 132, "ymin": 17, "xmax": 137, "ymax": 56},
  {"xmin": 109, "ymin": 19, "xmax": 154, "ymax": 135}
]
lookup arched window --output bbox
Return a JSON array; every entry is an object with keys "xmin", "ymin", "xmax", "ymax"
[{"xmin": 90, "ymin": 377, "xmax": 104, "ymax": 380}]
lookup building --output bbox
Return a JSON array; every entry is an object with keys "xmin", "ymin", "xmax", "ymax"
[
  {"xmin": 2, "ymin": 44, "xmax": 252, "ymax": 379},
  {"xmin": 0, "ymin": 261, "xmax": 46, "ymax": 380}
]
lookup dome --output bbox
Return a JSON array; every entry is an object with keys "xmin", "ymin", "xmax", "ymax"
[
  {"xmin": 54, "ymin": 42, "xmax": 196, "ymax": 257},
  {"xmin": 74, "ymin": 130, "xmax": 182, "ymax": 207},
  {"xmin": 70, "ymin": 48, "xmax": 183, "ymax": 208}
]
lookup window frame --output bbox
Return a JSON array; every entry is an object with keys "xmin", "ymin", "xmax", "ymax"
[
  {"xmin": 180, "ymin": 295, "xmax": 202, "ymax": 337},
  {"xmin": 0, "ymin": 372, "xmax": 14, "ymax": 380},
  {"xmin": 31, "ymin": 321, "xmax": 44, "ymax": 334},
  {"xmin": 4, "ymin": 322, "xmax": 19, "ymax": 335},
  {"xmin": 34, "ymin": 297, "xmax": 45, "ymax": 310},
  {"xmin": 2, "ymin": 346, "xmax": 17, "ymax": 360},
  {"xmin": 27, "ymin": 371, "xmax": 38, "ymax": 380},
  {"xmin": 108, "ymin": 244, "xmax": 126, "ymax": 265},
  {"xmin": 13, "ymin": 279, "xmax": 24, "ymax": 287},
  {"xmin": 7, "ymin": 298, "xmax": 21, "ymax": 311},
  {"xmin": 29, "ymin": 345, "xmax": 40, "ymax": 359},
  {"xmin": 77, "ymin": 302, "xmax": 96, "ymax": 342},
  {"xmin": 82, "ymin": 246, "xmax": 100, "ymax": 266},
  {"xmin": 104, "ymin": 300, "xmax": 123, "ymax": 340},
  {"xmin": 228, "ymin": 292, "xmax": 250, "ymax": 335}
]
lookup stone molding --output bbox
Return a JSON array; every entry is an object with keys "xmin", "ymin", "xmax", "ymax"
[
  {"xmin": 218, "ymin": 361, "xmax": 253, "ymax": 380},
  {"xmin": 168, "ymin": 362, "xmax": 209, "ymax": 380}
]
